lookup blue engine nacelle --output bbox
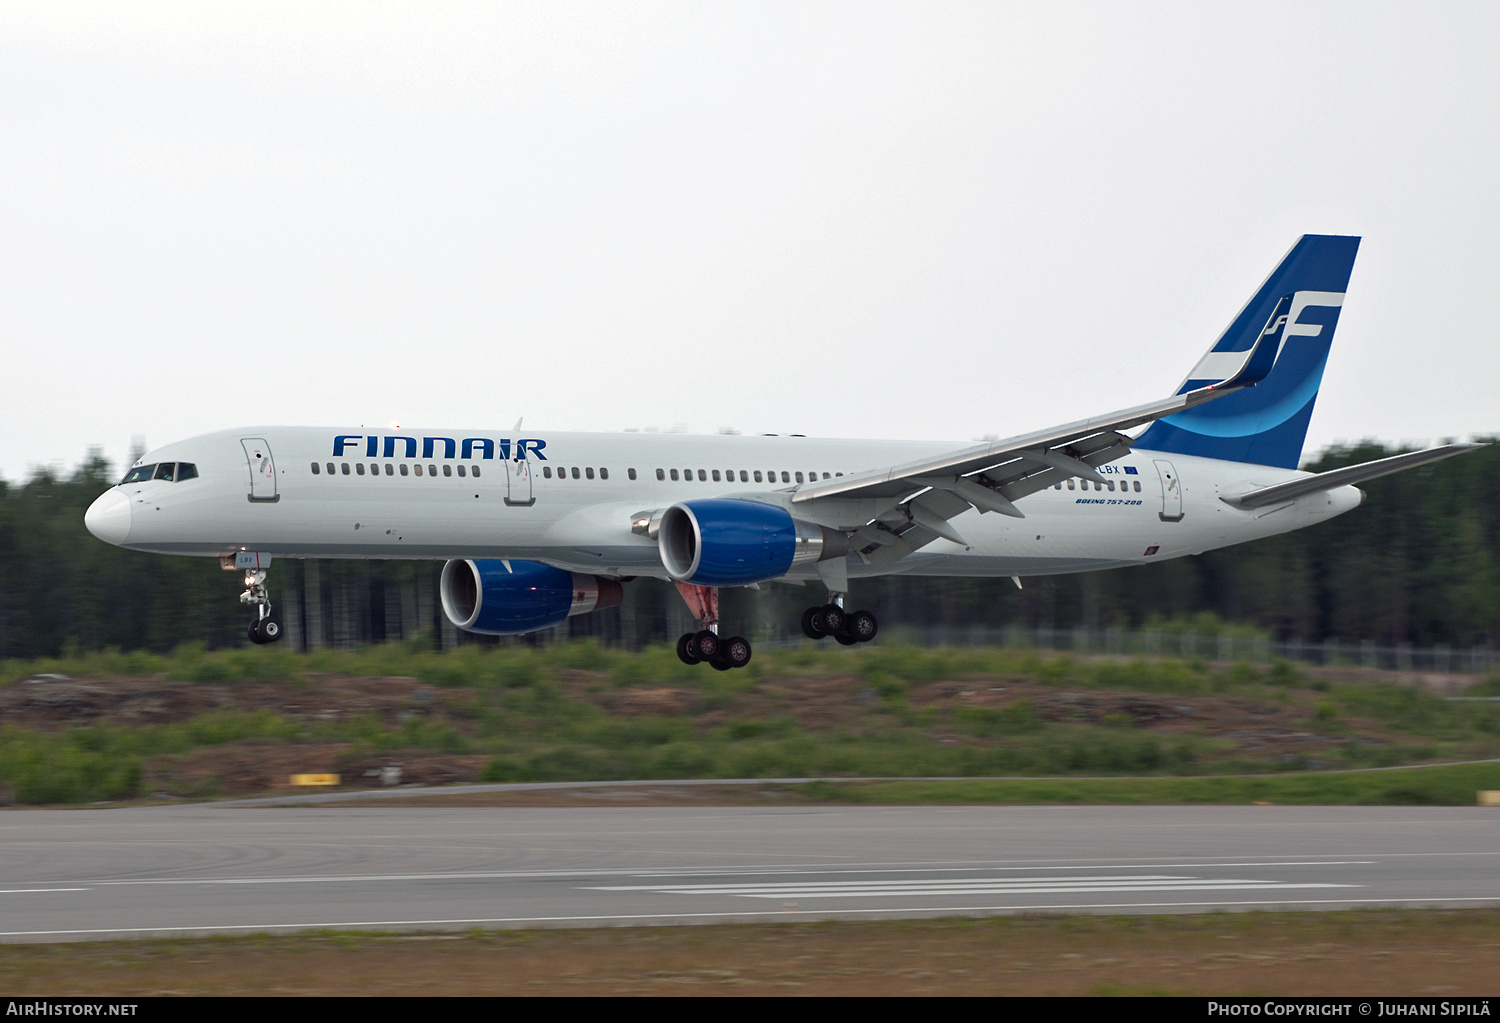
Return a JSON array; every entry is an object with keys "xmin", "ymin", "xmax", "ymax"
[
  {"xmin": 439, "ymin": 559, "xmax": 624, "ymax": 636},
  {"xmin": 657, "ymin": 498, "xmax": 847, "ymax": 586}
]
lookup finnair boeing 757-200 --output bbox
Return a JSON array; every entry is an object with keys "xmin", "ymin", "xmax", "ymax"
[{"xmin": 84, "ymin": 236, "xmax": 1479, "ymax": 669}]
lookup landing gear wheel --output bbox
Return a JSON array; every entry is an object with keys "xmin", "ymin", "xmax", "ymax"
[
  {"xmin": 709, "ymin": 657, "xmax": 732, "ymax": 671},
  {"xmin": 676, "ymin": 633, "xmax": 702, "ymax": 665},
  {"xmin": 693, "ymin": 630, "xmax": 721, "ymax": 661},
  {"xmin": 800, "ymin": 607, "xmax": 825, "ymax": 640},
  {"xmin": 834, "ymin": 631, "xmax": 858, "ymax": 646},
  {"xmin": 848, "ymin": 610, "xmax": 878, "ymax": 643},
  {"xmin": 722, "ymin": 636, "xmax": 752, "ymax": 669},
  {"xmin": 248, "ymin": 613, "xmax": 284, "ymax": 645},
  {"xmin": 817, "ymin": 603, "xmax": 846, "ymax": 635}
]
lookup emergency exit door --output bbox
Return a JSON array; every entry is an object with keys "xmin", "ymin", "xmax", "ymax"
[
  {"xmin": 1153, "ymin": 459, "xmax": 1183, "ymax": 522},
  {"xmin": 241, "ymin": 438, "xmax": 279, "ymax": 503},
  {"xmin": 505, "ymin": 457, "xmax": 535, "ymax": 507}
]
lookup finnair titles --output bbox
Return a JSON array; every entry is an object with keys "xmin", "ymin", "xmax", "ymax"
[{"xmin": 85, "ymin": 236, "xmax": 1480, "ymax": 669}]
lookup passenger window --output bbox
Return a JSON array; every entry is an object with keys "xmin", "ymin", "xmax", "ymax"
[
  {"xmin": 822, "ymin": 473, "xmax": 830, "ymax": 479},
  {"xmin": 794, "ymin": 472, "xmax": 804, "ymax": 483},
  {"xmin": 414, "ymin": 464, "xmax": 423, "ymax": 476},
  {"xmin": 1054, "ymin": 482, "xmax": 1061, "ymax": 490},
  {"xmin": 311, "ymin": 462, "xmax": 321, "ymax": 475},
  {"xmin": 472, "ymin": 466, "xmax": 480, "ymax": 478},
  {"xmin": 443, "ymin": 464, "xmax": 452, "ymax": 477},
  {"xmin": 370, "ymin": 463, "xmax": 379, "ymax": 475},
  {"xmin": 428, "ymin": 464, "xmax": 437, "ymax": 476},
  {"xmin": 1134, "ymin": 480, "xmax": 1142, "ymax": 492},
  {"xmin": 154, "ymin": 463, "xmax": 176, "ymax": 482},
  {"xmin": 571, "ymin": 467, "xmax": 580, "ymax": 479},
  {"xmin": 120, "ymin": 464, "xmax": 156, "ymax": 484},
  {"xmin": 400, "ymin": 464, "xmax": 409, "ymax": 476},
  {"xmin": 740, "ymin": 470, "xmax": 748, "ymax": 482},
  {"xmin": 543, "ymin": 466, "xmax": 552, "ymax": 478},
  {"xmin": 711, "ymin": 470, "xmax": 721, "ymax": 482},
  {"xmin": 1066, "ymin": 478, "xmax": 1075, "ymax": 490},
  {"xmin": 386, "ymin": 464, "xmax": 394, "ymax": 476},
  {"xmin": 457, "ymin": 465, "xmax": 467, "ymax": 477},
  {"xmin": 342, "ymin": 463, "xmax": 351, "ymax": 475},
  {"xmin": 753, "ymin": 471, "xmax": 763, "ymax": 482},
  {"xmin": 697, "ymin": 469, "xmax": 706, "ymax": 481},
  {"xmin": 600, "ymin": 468, "xmax": 608, "ymax": 480},
  {"xmin": 670, "ymin": 469, "xmax": 679, "ymax": 481},
  {"xmin": 326, "ymin": 462, "xmax": 335, "ymax": 475},
  {"xmin": 1106, "ymin": 480, "xmax": 1114, "ymax": 491},
  {"xmin": 781, "ymin": 471, "xmax": 790, "ymax": 483},
  {"xmin": 356, "ymin": 463, "xmax": 366, "ymax": 476},
  {"xmin": 586, "ymin": 467, "xmax": 595, "ymax": 480}
]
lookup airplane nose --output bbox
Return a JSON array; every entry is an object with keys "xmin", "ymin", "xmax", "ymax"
[{"xmin": 85, "ymin": 489, "xmax": 132, "ymax": 545}]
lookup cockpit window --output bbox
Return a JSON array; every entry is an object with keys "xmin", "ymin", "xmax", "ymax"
[
  {"xmin": 176, "ymin": 463, "xmax": 198, "ymax": 481},
  {"xmin": 153, "ymin": 463, "xmax": 177, "ymax": 482},
  {"xmin": 121, "ymin": 464, "xmax": 157, "ymax": 484}
]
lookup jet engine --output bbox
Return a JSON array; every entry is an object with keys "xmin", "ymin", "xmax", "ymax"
[
  {"xmin": 657, "ymin": 498, "xmax": 848, "ymax": 586},
  {"xmin": 440, "ymin": 559, "xmax": 624, "ymax": 636}
]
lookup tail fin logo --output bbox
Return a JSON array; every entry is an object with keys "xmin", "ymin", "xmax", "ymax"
[{"xmin": 1134, "ymin": 233, "xmax": 1360, "ymax": 469}]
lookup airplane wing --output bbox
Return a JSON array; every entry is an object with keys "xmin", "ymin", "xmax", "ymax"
[
  {"xmin": 772, "ymin": 322, "xmax": 1291, "ymax": 576},
  {"xmin": 1222, "ymin": 443, "xmax": 1484, "ymax": 510},
  {"xmin": 792, "ymin": 317, "xmax": 1284, "ymax": 524}
]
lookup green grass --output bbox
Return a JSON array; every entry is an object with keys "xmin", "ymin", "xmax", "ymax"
[{"xmin": 1, "ymin": 640, "xmax": 1498, "ymax": 805}]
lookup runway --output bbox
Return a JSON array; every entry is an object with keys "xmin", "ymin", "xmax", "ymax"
[{"xmin": 1, "ymin": 804, "xmax": 1498, "ymax": 941}]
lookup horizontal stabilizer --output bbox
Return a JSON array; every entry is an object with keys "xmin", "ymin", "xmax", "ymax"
[{"xmin": 1224, "ymin": 444, "xmax": 1484, "ymax": 510}]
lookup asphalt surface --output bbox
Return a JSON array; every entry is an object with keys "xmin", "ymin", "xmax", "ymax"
[{"xmin": 1, "ymin": 804, "xmax": 1498, "ymax": 941}]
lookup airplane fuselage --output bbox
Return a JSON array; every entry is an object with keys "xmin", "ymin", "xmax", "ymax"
[{"xmin": 93, "ymin": 426, "xmax": 1362, "ymax": 581}]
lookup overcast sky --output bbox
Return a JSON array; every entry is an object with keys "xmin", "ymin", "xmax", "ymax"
[{"xmin": 3, "ymin": 2, "xmax": 1496, "ymax": 481}]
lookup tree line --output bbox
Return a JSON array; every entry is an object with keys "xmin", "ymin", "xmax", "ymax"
[{"xmin": 0, "ymin": 440, "xmax": 1495, "ymax": 660}]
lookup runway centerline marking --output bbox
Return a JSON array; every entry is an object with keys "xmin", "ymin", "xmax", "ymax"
[
  {"xmin": 585, "ymin": 875, "xmax": 1359, "ymax": 899},
  {"xmin": 0, "ymin": 889, "xmax": 90, "ymax": 895},
  {"xmin": 39, "ymin": 860, "xmax": 1376, "ymax": 889}
]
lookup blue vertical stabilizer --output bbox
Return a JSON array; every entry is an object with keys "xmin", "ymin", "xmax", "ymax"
[{"xmin": 1134, "ymin": 235, "xmax": 1360, "ymax": 469}]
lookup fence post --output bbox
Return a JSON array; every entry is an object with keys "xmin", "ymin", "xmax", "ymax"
[
  {"xmin": 1435, "ymin": 643, "xmax": 1451, "ymax": 673},
  {"xmin": 1324, "ymin": 637, "xmax": 1339, "ymax": 667}
]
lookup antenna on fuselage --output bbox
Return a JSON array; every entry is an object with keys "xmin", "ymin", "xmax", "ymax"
[{"xmin": 513, "ymin": 417, "xmax": 523, "ymax": 431}]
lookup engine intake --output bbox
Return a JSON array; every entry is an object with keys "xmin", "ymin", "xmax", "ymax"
[
  {"xmin": 657, "ymin": 498, "xmax": 847, "ymax": 586},
  {"xmin": 440, "ymin": 559, "xmax": 624, "ymax": 636}
]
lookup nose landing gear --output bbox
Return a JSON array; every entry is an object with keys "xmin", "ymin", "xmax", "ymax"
[
  {"xmin": 240, "ymin": 569, "xmax": 284, "ymax": 645},
  {"xmin": 800, "ymin": 594, "xmax": 878, "ymax": 645},
  {"xmin": 673, "ymin": 582, "xmax": 752, "ymax": 670}
]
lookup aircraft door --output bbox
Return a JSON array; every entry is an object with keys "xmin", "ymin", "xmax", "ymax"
[
  {"xmin": 505, "ymin": 456, "xmax": 535, "ymax": 507},
  {"xmin": 241, "ymin": 438, "xmax": 279, "ymax": 503},
  {"xmin": 1153, "ymin": 459, "xmax": 1183, "ymax": 522}
]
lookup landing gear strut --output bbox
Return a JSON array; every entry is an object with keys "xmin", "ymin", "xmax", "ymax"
[
  {"xmin": 800, "ymin": 593, "xmax": 878, "ymax": 645},
  {"xmin": 240, "ymin": 569, "xmax": 284, "ymax": 645},
  {"xmin": 674, "ymin": 582, "xmax": 752, "ymax": 670}
]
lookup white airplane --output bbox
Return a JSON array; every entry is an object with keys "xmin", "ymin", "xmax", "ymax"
[{"xmin": 85, "ymin": 235, "xmax": 1477, "ymax": 669}]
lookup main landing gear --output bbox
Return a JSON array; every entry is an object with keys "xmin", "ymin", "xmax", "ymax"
[
  {"xmin": 800, "ymin": 595, "xmax": 878, "ymax": 646},
  {"xmin": 240, "ymin": 569, "xmax": 284, "ymax": 645},
  {"xmin": 674, "ymin": 583, "xmax": 752, "ymax": 670}
]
